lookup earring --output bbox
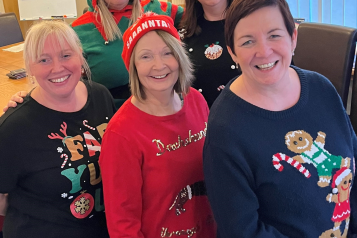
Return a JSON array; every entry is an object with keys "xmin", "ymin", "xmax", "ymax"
[
  {"xmin": 81, "ymin": 67, "xmax": 85, "ymax": 74},
  {"xmin": 236, "ymin": 62, "xmax": 239, "ymax": 70},
  {"xmin": 292, "ymin": 49, "xmax": 295, "ymax": 56},
  {"xmin": 28, "ymin": 75, "xmax": 35, "ymax": 84}
]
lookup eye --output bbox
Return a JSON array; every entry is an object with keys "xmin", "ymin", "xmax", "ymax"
[
  {"xmin": 330, "ymin": 233, "xmax": 334, "ymax": 237},
  {"xmin": 299, "ymin": 137, "xmax": 303, "ymax": 141},
  {"xmin": 242, "ymin": 40, "xmax": 253, "ymax": 46},
  {"xmin": 270, "ymin": 35, "xmax": 281, "ymax": 39},
  {"xmin": 349, "ymin": 179, "xmax": 352, "ymax": 183},
  {"xmin": 141, "ymin": 54, "xmax": 150, "ymax": 59},
  {"xmin": 63, "ymin": 54, "xmax": 71, "ymax": 58},
  {"xmin": 39, "ymin": 58, "xmax": 48, "ymax": 63},
  {"xmin": 293, "ymin": 141, "xmax": 298, "ymax": 145},
  {"xmin": 344, "ymin": 180, "xmax": 347, "ymax": 184}
]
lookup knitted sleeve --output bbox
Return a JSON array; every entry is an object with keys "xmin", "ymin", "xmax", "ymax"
[
  {"xmin": 203, "ymin": 142, "xmax": 289, "ymax": 238},
  {"xmin": 99, "ymin": 130, "xmax": 144, "ymax": 238},
  {"xmin": 143, "ymin": 0, "xmax": 184, "ymax": 28},
  {"xmin": 348, "ymin": 116, "xmax": 357, "ymax": 236},
  {"xmin": 0, "ymin": 105, "xmax": 28, "ymax": 193}
]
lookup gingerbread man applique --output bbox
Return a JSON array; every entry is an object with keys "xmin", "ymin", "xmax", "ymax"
[
  {"xmin": 320, "ymin": 167, "xmax": 352, "ymax": 238},
  {"xmin": 285, "ymin": 130, "xmax": 350, "ymax": 187}
]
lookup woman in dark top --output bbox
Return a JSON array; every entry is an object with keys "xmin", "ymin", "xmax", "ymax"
[{"xmin": 179, "ymin": 0, "xmax": 240, "ymax": 107}]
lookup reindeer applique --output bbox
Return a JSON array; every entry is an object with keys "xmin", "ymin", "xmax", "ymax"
[{"xmin": 48, "ymin": 122, "xmax": 84, "ymax": 161}]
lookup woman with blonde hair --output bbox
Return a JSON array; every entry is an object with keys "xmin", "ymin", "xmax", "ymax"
[
  {"xmin": 71, "ymin": 0, "xmax": 184, "ymax": 108},
  {"xmin": 4, "ymin": 0, "xmax": 183, "ymax": 111},
  {"xmin": 0, "ymin": 20, "xmax": 115, "ymax": 237},
  {"xmin": 100, "ymin": 12, "xmax": 215, "ymax": 237}
]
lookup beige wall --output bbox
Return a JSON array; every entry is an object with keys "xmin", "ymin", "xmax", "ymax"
[
  {"xmin": 0, "ymin": 0, "xmax": 5, "ymax": 13},
  {"xmin": 3, "ymin": 0, "xmax": 88, "ymax": 36}
]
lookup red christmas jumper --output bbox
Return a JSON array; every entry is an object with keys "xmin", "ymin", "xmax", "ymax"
[{"xmin": 100, "ymin": 88, "xmax": 215, "ymax": 238}]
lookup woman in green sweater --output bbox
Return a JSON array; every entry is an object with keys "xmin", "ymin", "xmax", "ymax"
[{"xmin": 72, "ymin": 0, "xmax": 183, "ymax": 108}]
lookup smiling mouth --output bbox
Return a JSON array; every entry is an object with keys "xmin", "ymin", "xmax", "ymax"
[
  {"xmin": 49, "ymin": 75, "xmax": 69, "ymax": 83},
  {"xmin": 255, "ymin": 61, "xmax": 278, "ymax": 70},
  {"xmin": 342, "ymin": 185, "xmax": 350, "ymax": 190},
  {"xmin": 151, "ymin": 74, "xmax": 168, "ymax": 79}
]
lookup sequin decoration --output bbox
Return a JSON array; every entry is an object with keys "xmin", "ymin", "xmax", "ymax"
[
  {"xmin": 161, "ymin": 226, "xmax": 199, "ymax": 237},
  {"xmin": 152, "ymin": 122, "xmax": 207, "ymax": 156}
]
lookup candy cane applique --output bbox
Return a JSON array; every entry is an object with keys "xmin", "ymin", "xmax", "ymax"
[
  {"xmin": 217, "ymin": 85, "xmax": 225, "ymax": 91},
  {"xmin": 83, "ymin": 120, "xmax": 95, "ymax": 130},
  {"xmin": 272, "ymin": 153, "xmax": 311, "ymax": 178},
  {"xmin": 61, "ymin": 154, "xmax": 69, "ymax": 168}
]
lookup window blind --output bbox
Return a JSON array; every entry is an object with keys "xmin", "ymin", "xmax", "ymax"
[{"xmin": 287, "ymin": 0, "xmax": 357, "ymax": 28}]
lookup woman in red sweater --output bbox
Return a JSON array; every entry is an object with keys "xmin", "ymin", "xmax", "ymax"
[{"xmin": 99, "ymin": 12, "xmax": 215, "ymax": 238}]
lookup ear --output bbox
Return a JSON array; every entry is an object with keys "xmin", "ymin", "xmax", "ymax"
[
  {"xmin": 291, "ymin": 28, "xmax": 298, "ymax": 52},
  {"xmin": 227, "ymin": 46, "xmax": 238, "ymax": 64}
]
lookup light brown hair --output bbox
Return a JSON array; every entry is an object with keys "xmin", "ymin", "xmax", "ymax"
[
  {"xmin": 129, "ymin": 30, "xmax": 194, "ymax": 102},
  {"xmin": 96, "ymin": 0, "xmax": 142, "ymax": 41}
]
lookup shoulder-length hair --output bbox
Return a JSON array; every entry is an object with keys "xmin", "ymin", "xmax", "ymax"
[
  {"xmin": 179, "ymin": 0, "xmax": 232, "ymax": 38},
  {"xmin": 24, "ymin": 20, "xmax": 90, "ymax": 79},
  {"xmin": 129, "ymin": 30, "xmax": 194, "ymax": 102}
]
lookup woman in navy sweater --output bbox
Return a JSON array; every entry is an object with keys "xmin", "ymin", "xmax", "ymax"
[{"xmin": 203, "ymin": 0, "xmax": 357, "ymax": 237}]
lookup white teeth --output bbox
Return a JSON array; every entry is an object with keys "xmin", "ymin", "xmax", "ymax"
[
  {"xmin": 257, "ymin": 62, "xmax": 276, "ymax": 70},
  {"xmin": 152, "ymin": 74, "xmax": 167, "ymax": 79},
  {"xmin": 50, "ymin": 75, "xmax": 69, "ymax": 83}
]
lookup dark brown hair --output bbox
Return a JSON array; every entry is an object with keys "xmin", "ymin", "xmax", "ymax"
[
  {"xmin": 179, "ymin": 0, "xmax": 233, "ymax": 38},
  {"xmin": 225, "ymin": 0, "xmax": 295, "ymax": 54}
]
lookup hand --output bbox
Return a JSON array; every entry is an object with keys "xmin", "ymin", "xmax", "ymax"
[
  {"xmin": 326, "ymin": 193, "xmax": 338, "ymax": 203},
  {"xmin": 169, "ymin": 186, "xmax": 191, "ymax": 216},
  {"xmin": 3, "ymin": 91, "xmax": 27, "ymax": 113},
  {"xmin": 0, "ymin": 193, "xmax": 8, "ymax": 216}
]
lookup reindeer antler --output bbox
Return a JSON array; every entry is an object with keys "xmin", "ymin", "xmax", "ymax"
[
  {"xmin": 48, "ymin": 122, "xmax": 68, "ymax": 140},
  {"xmin": 60, "ymin": 122, "xmax": 68, "ymax": 137},
  {"xmin": 48, "ymin": 133, "xmax": 64, "ymax": 140}
]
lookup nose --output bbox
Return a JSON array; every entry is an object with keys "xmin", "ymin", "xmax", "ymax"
[
  {"xmin": 51, "ymin": 58, "xmax": 65, "ymax": 73},
  {"xmin": 255, "ymin": 40, "xmax": 273, "ymax": 58},
  {"xmin": 152, "ymin": 55, "xmax": 166, "ymax": 70}
]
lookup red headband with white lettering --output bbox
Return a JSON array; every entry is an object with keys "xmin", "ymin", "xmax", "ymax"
[{"xmin": 121, "ymin": 12, "xmax": 181, "ymax": 70}]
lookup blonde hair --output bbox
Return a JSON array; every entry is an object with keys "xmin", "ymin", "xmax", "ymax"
[
  {"xmin": 24, "ymin": 20, "xmax": 90, "ymax": 80},
  {"xmin": 96, "ymin": 0, "xmax": 143, "ymax": 41},
  {"xmin": 129, "ymin": 30, "xmax": 194, "ymax": 102}
]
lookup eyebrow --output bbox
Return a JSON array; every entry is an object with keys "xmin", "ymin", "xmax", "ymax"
[
  {"xmin": 268, "ymin": 28, "xmax": 283, "ymax": 34},
  {"xmin": 238, "ymin": 28, "xmax": 284, "ymax": 40}
]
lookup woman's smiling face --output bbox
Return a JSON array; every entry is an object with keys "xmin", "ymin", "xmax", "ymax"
[
  {"xmin": 29, "ymin": 34, "xmax": 82, "ymax": 100},
  {"xmin": 228, "ymin": 6, "xmax": 297, "ymax": 87},
  {"xmin": 133, "ymin": 31, "xmax": 179, "ymax": 97}
]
